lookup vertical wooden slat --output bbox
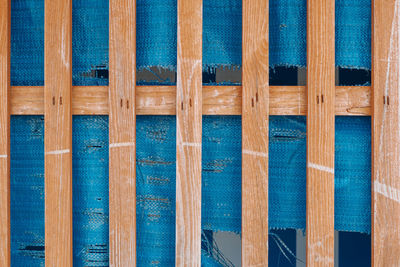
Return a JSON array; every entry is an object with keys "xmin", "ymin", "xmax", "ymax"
[
  {"xmin": 176, "ymin": 0, "xmax": 202, "ymax": 265},
  {"xmin": 306, "ymin": 0, "xmax": 335, "ymax": 266},
  {"xmin": 109, "ymin": 0, "xmax": 136, "ymax": 266},
  {"xmin": 0, "ymin": 0, "xmax": 10, "ymax": 266},
  {"xmin": 44, "ymin": 0, "xmax": 73, "ymax": 265},
  {"xmin": 372, "ymin": 0, "xmax": 400, "ymax": 266},
  {"xmin": 242, "ymin": 0, "xmax": 269, "ymax": 265}
]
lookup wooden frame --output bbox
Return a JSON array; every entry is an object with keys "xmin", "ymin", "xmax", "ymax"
[
  {"xmin": 0, "ymin": 0, "xmax": 10, "ymax": 266},
  {"xmin": 109, "ymin": 0, "xmax": 137, "ymax": 265},
  {"xmin": 44, "ymin": 0, "xmax": 73, "ymax": 265},
  {"xmin": 372, "ymin": 0, "xmax": 400, "ymax": 265},
  {"xmin": 306, "ymin": 0, "xmax": 335, "ymax": 265},
  {"xmin": 1, "ymin": 0, "xmax": 400, "ymax": 266}
]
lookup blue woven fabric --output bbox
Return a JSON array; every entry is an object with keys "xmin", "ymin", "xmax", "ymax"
[
  {"xmin": 136, "ymin": 116, "xmax": 176, "ymax": 266},
  {"xmin": 203, "ymin": 0, "xmax": 242, "ymax": 71},
  {"xmin": 10, "ymin": 116, "xmax": 45, "ymax": 266},
  {"xmin": 11, "ymin": 0, "xmax": 372, "ymax": 86},
  {"xmin": 335, "ymin": 116, "xmax": 371, "ymax": 233},
  {"xmin": 72, "ymin": 116, "xmax": 109, "ymax": 266},
  {"xmin": 11, "ymin": 0, "xmax": 44, "ymax": 86},
  {"xmin": 72, "ymin": 0, "xmax": 109, "ymax": 86},
  {"xmin": 336, "ymin": 0, "xmax": 371, "ymax": 70},
  {"xmin": 202, "ymin": 116, "xmax": 242, "ymax": 232},
  {"xmin": 270, "ymin": 0, "xmax": 307, "ymax": 67}
]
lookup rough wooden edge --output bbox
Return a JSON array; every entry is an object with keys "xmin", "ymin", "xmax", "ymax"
[
  {"xmin": 242, "ymin": 0, "xmax": 269, "ymax": 265},
  {"xmin": 44, "ymin": 0, "xmax": 73, "ymax": 265},
  {"xmin": 109, "ymin": 0, "xmax": 137, "ymax": 266},
  {"xmin": 10, "ymin": 85, "xmax": 371, "ymax": 116},
  {"xmin": 176, "ymin": 0, "xmax": 202, "ymax": 265},
  {"xmin": 306, "ymin": 0, "xmax": 335, "ymax": 266},
  {"xmin": 372, "ymin": 0, "xmax": 400, "ymax": 265},
  {"xmin": 0, "ymin": 0, "xmax": 10, "ymax": 265}
]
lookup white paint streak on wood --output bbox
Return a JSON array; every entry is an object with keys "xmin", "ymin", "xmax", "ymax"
[
  {"xmin": 307, "ymin": 162, "xmax": 334, "ymax": 174},
  {"xmin": 375, "ymin": 181, "xmax": 400, "ymax": 204},
  {"xmin": 242, "ymin": 149, "xmax": 268, "ymax": 158},
  {"xmin": 180, "ymin": 142, "xmax": 202, "ymax": 147},
  {"xmin": 45, "ymin": 149, "xmax": 70, "ymax": 155},
  {"xmin": 0, "ymin": 155, "xmax": 7, "ymax": 159},
  {"xmin": 109, "ymin": 142, "xmax": 135, "ymax": 148}
]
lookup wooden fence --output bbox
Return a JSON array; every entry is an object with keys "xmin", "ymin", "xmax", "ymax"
[{"xmin": 0, "ymin": 0, "xmax": 399, "ymax": 266}]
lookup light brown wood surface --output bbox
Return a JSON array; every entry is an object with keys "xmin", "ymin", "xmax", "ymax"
[
  {"xmin": 242, "ymin": 0, "xmax": 269, "ymax": 265},
  {"xmin": 10, "ymin": 85, "xmax": 370, "ymax": 116},
  {"xmin": 176, "ymin": 0, "xmax": 202, "ymax": 265},
  {"xmin": 372, "ymin": 0, "xmax": 400, "ymax": 266},
  {"xmin": 306, "ymin": 0, "xmax": 335, "ymax": 266},
  {"xmin": 44, "ymin": 0, "xmax": 73, "ymax": 265},
  {"xmin": 109, "ymin": 0, "xmax": 137, "ymax": 266},
  {"xmin": 0, "ymin": 0, "xmax": 10, "ymax": 266}
]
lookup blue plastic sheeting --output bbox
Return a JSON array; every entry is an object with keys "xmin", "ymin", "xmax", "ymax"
[
  {"xmin": 11, "ymin": 116, "xmax": 110, "ymax": 267},
  {"xmin": 10, "ymin": 115, "xmax": 371, "ymax": 266},
  {"xmin": 336, "ymin": 0, "xmax": 371, "ymax": 70},
  {"xmin": 202, "ymin": 116, "xmax": 242, "ymax": 232},
  {"xmin": 10, "ymin": 116, "xmax": 45, "ymax": 266},
  {"xmin": 11, "ymin": 0, "xmax": 372, "ymax": 86},
  {"xmin": 72, "ymin": 0, "xmax": 109, "ymax": 86},
  {"xmin": 72, "ymin": 116, "xmax": 109, "ymax": 266},
  {"xmin": 269, "ymin": 0, "xmax": 307, "ymax": 67},
  {"xmin": 136, "ymin": 116, "xmax": 176, "ymax": 266},
  {"xmin": 203, "ymin": 0, "xmax": 242, "ymax": 71},
  {"xmin": 11, "ymin": 0, "xmax": 44, "ymax": 86}
]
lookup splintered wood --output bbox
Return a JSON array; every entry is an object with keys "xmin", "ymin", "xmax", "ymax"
[
  {"xmin": 242, "ymin": 0, "xmax": 269, "ymax": 265},
  {"xmin": 0, "ymin": 0, "xmax": 10, "ymax": 266},
  {"xmin": 44, "ymin": 0, "xmax": 73, "ymax": 265},
  {"xmin": 306, "ymin": 0, "xmax": 335, "ymax": 266},
  {"xmin": 109, "ymin": 0, "xmax": 137, "ymax": 266},
  {"xmin": 372, "ymin": 0, "xmax": 400, "ymax": 266},
  {"xmin": 176, "ymin": 0, "xmax": 202, "ymax": 265}
]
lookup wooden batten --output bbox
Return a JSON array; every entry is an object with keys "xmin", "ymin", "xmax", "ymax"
[
  {"xmin": 44, "ymin": 0, "xmax": 73, "ymax": 265},
  {"xmin": 0, "ymin": 0, "xmax": 11, "ymax": 265},
  {"xmin": 242, "ymin": 0, "xmax": 269, "ymax": 265},
  {"xmin": 109, "ymin": 0, "xmax": 137, "ymax": 266},
  {"xmin": 306, "ymin": 0, "xmax": 335, "ymax": 266},
  {"xmin": 10, "ymin": 85, "xmax": 371, "ymax": 116},
  {"xmin": 372, "ymin": 0, "xmax": 400, "ymax": 265},
  {"xmin": 176, "ymin": 0, "xmax": 203, "ymax": 265}
]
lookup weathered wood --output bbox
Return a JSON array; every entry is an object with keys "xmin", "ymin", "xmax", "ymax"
[
  {"xmin": 306, "ymin": 0, "xmax": 335, "ymax": 266},
  {"xmin": 242, "ymin": 0, "xmax": 269, "ymax": 265},
  {"xmin": 0, "ymin": 0, "xmax": 10, "ymax": 265},
  {"xmin": 44, "ymin": 0, "xmax": 73, "ymax": 265},
  {"xmin": 109, "ymin": 0, "xmax": 136, "ymax": 266},
  {"xmin": 176, "ymin": 0, "xmax": 202, "ymax": 265},
  {"xmin": 10, "ymin": 85, "xmax": 371, "ymax": 116},
  {"xmin": 372, "ymin": 0, "xmax": 400, "ymax": 266}
]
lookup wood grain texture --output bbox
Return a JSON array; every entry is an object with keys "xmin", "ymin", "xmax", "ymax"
[
  {"xmin": 10, "ymin": 85, "xmax": 371, "ymax": 116},
  {"xmin": 44, "ymin": 0, "xmax": 73, "ymax": 265},
  {"xmin": 372, "ymin": 0, "xmax": 400, "ymax": 266},
  {"xmin": 176, "ymin": 0, "xmax": 202, "ymax": 265},
  {"xmin": 306, "ymin": 0, "xmax": 335, "ymax": 266},
  {"xmin": 242, "ymin": 0, "xmax": 269, "ymax": 265},
  {"xmin": 0, "ymin": 0, "xmax": 10, "ymax": 265},
  {"xmin": 109, "ymin": 0, "xmax": 136, "ymax": 266}
]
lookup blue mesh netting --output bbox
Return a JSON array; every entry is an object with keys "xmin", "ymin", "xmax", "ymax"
[{"xmin": 11, "ymin": 0, "xmax": 371, "ymax": 86}]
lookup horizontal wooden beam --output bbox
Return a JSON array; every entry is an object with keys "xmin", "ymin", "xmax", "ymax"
[{"xmin": 10, "ymin": 85, "xmax": 370, "ymax": 116}]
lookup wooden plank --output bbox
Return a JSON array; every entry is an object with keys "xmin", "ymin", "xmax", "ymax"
[
  {"xmin": 372, "ymin": 0, "xmax": 400, "ymax": 265},
  {"xmin": 242, "ymin": 0, "xmax": 269, "ymax": 265},
  {"xmin": 0, "ymin": 0, "xmax": 10, "ymax": 265},
  {"xmin": 44, "ymin": 0, "xmax": 73, "ymax": 265},
  {"xmin": 176, "ymin": 0, "xmax": 202, "ymax": 265},
  {"xmin": 109, "ymin": 0, "xmax": 136, "ymax": 266},
  {"xmin": 10, "ymin": 85, "xmax": 371, "ymax": 116},
  {"xmin": 306, "ymin": 0, "xmax": 335, "ymax": 266}
]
